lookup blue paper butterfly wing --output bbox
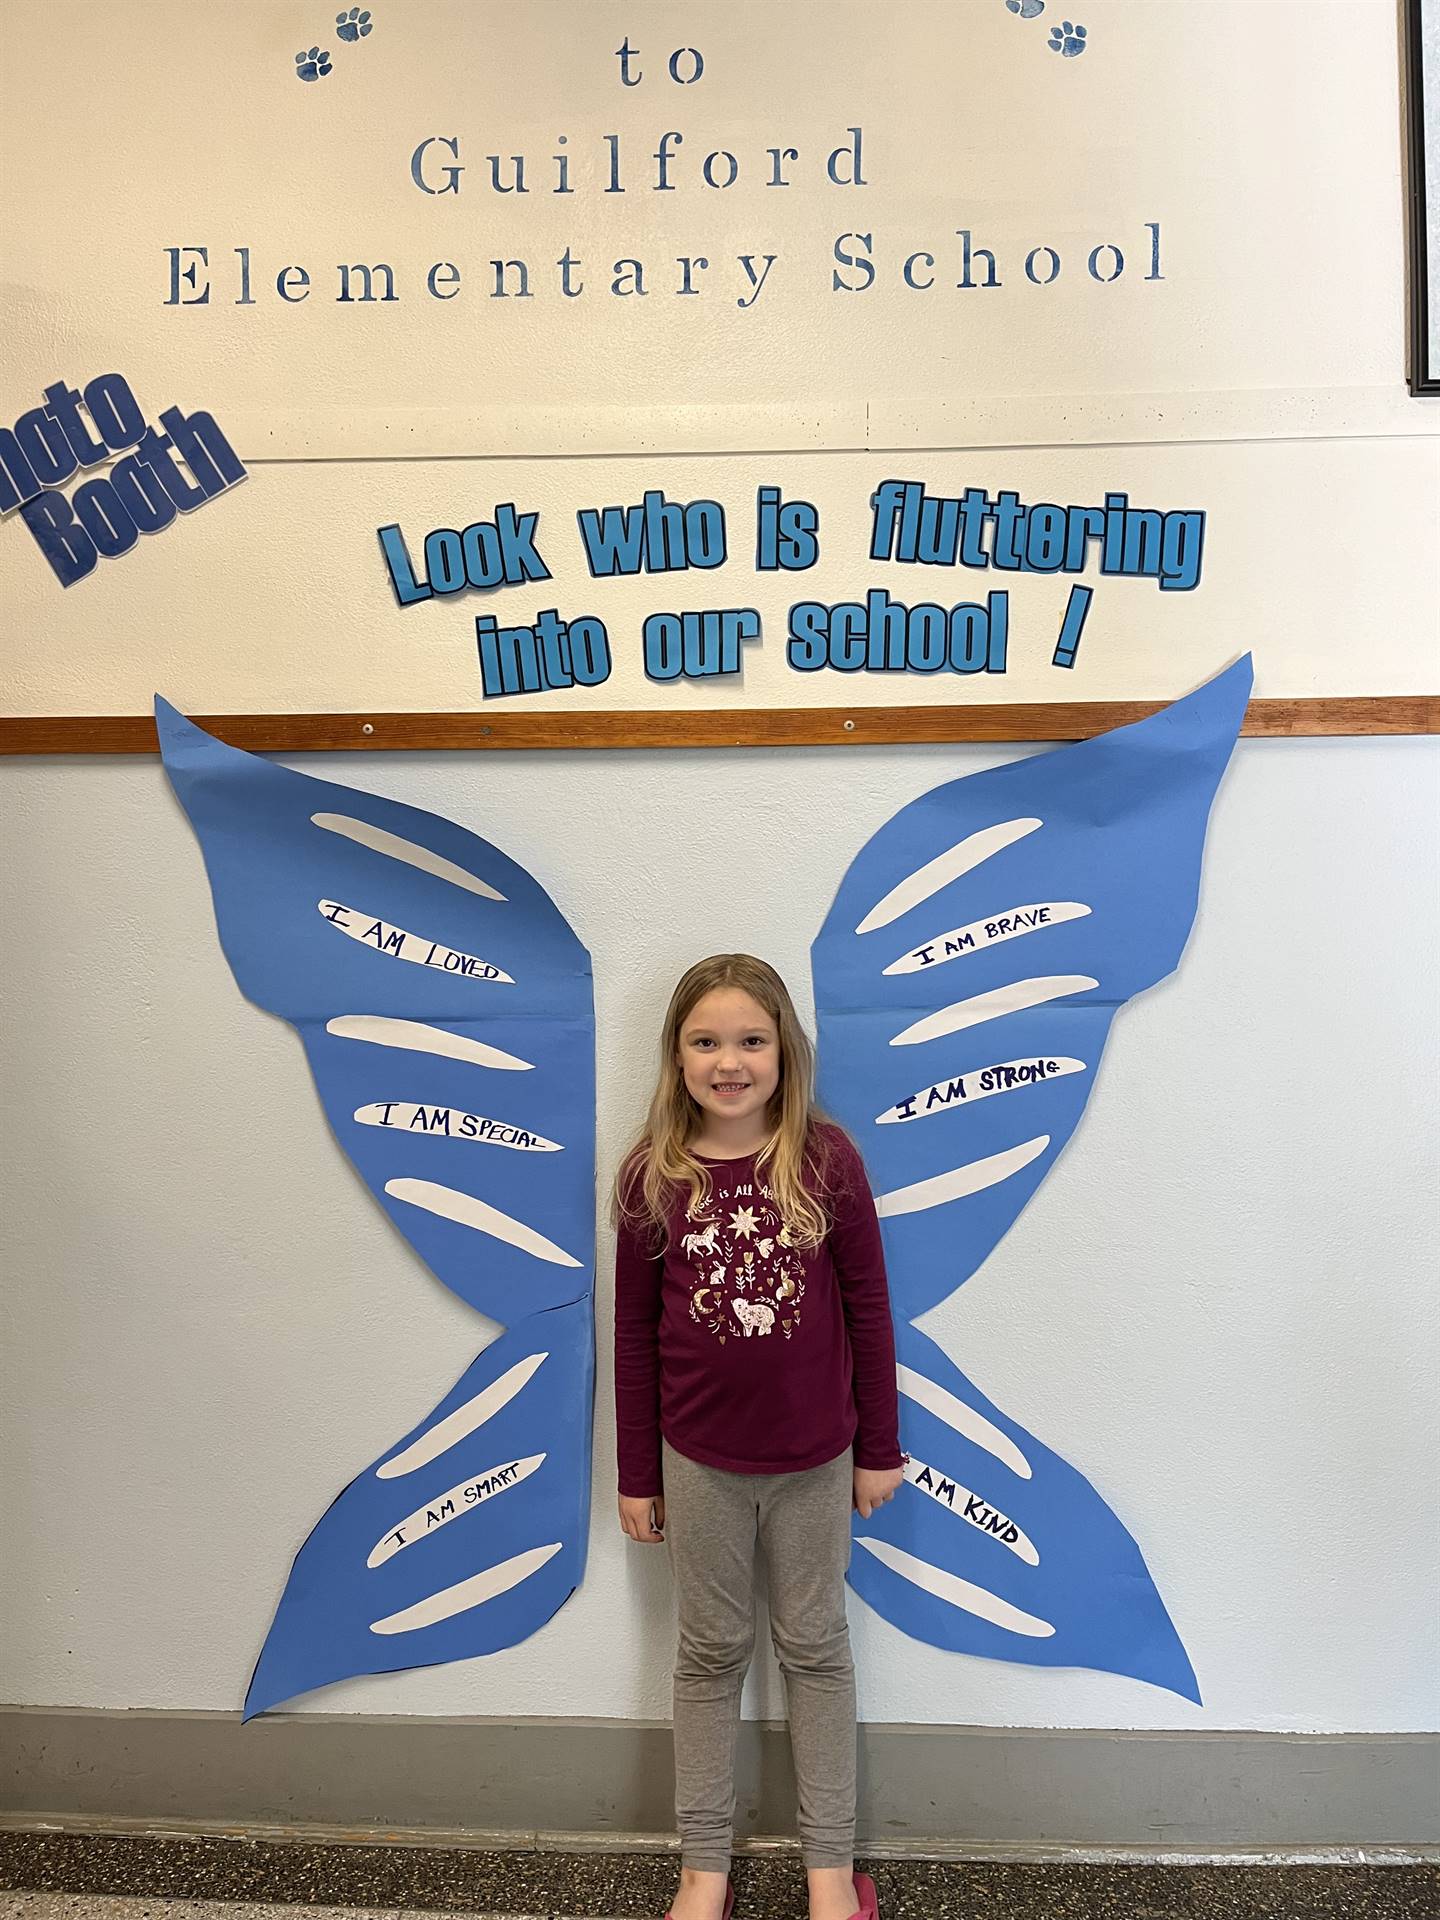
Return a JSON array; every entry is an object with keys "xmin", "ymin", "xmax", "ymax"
[
  {"xmin": 812, "ymin": 659, "xmax": 1251, "ymax": 1702},
  {"xmin": 155, "ymin": 700, "xmax": 595, "ymax": 1716},
  {"xmin": 855, "ymin": 1320, "xmax": 1200, "ymax": 1701},
  {"xmin": 244, "ymin": 1298, "xmax": 593, "ymax": 1718}
]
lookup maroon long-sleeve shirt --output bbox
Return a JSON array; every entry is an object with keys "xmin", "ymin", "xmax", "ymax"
[{"xmin": 613, "ymin": 1125, "xmax": 903, "ymax": 1495}]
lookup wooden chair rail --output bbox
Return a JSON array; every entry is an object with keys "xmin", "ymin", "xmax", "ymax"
[{"xmin": 1, "ymin": 697, "xmax": 1435, "ymax": 756}]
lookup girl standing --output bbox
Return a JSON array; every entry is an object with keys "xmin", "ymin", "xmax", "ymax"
[{"xmin": 613, "ymin": 954, "xmax": 904, "ymax": 1920}]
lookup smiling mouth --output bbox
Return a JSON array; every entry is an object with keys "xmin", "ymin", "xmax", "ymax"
[{"xmin": 713, "ymin": 1082, "xmax": 751, "ymax": 1094}]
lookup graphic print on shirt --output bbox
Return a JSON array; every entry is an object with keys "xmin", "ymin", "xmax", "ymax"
[{"xmin": 684, "ymin": 1177, "xmax": 807, "ymax": 1344}]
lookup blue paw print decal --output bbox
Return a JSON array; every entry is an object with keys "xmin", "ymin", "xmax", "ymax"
[
  {"xmin": 1003, "ymin": 0, "xmax": 1094, "ymax": 60},
  {"xmin": 336, "ymin": 8, "xmax": 372, "ymax": 41},
  {"xmin": 294, "ymin": 46, "xmax": 332, "ymax": 81}
]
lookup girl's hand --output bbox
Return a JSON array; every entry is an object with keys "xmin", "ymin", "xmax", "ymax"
[
  {"xmin": 853, "ymin": 1464, "xmax": 904, "ymax": 1519},
  {"xmin": 618, "ymin": 1492, "xmax": 666, "ymax": 1542}
]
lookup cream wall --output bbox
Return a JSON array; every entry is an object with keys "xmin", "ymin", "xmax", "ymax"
[
  {"xmin": 3, "ymin": 739, "xmax": 1437, "ymax": 1733},
  {"xmin": 1, "ymin": 2, "xmax": 1418, "ymax": 440},
  {"xmin": 2, "ymin": 0, "xmax": 1437, "ymax": 714}
]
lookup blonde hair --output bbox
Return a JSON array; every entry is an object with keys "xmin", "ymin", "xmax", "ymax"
[{"xmin": 614, "ymin": 953, "xmax": 839, "ymax": 1251}]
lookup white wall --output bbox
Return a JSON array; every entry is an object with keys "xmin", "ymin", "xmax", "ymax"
[{"xmin": 2, "ymin": 738, "xmax": 1437, "ymax": 1734}]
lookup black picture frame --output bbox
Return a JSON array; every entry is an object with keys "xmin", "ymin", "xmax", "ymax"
[{"xmin": 1407, "ymin": 0, "xmax": 1440, "ymax": 392}]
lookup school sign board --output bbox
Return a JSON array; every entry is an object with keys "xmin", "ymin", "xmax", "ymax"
[{"xmin": 0, "ymin": 1, "xmax": 1435, "ymax": 740}]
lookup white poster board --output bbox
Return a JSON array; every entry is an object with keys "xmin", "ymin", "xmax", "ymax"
[{"xmin": 1, "ymin": 1, "xmax": 1435, "ymax": 724}]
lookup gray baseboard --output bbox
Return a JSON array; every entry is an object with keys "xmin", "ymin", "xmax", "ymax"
[{"xmin": 2, "ymin": 1708, "xmax": 1436, "ymax": 1852}]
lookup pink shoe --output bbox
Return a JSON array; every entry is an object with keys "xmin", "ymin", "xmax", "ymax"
[
  {"xmin": 847, "ymin": 1871, "xmax": 879, "ymax": 1920},
  {"xmin": 663, "ymin": 1877, "xmax": 735, "ymax": 1920}
]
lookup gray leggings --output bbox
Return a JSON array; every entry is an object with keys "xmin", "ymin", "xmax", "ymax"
[{"xmin": 662, "ymin": 1438, "xmax": 856, "ymax": 1873}]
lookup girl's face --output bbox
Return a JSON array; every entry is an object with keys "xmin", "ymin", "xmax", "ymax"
[{"xmin": 675, "ymin": 987, "xmax": 782, "ymax": 1136}]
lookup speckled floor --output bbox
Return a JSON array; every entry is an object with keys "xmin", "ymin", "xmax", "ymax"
[{"xmin": 1, "ymin": 1835, "xmax": 1438, "ymax": 1920}]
